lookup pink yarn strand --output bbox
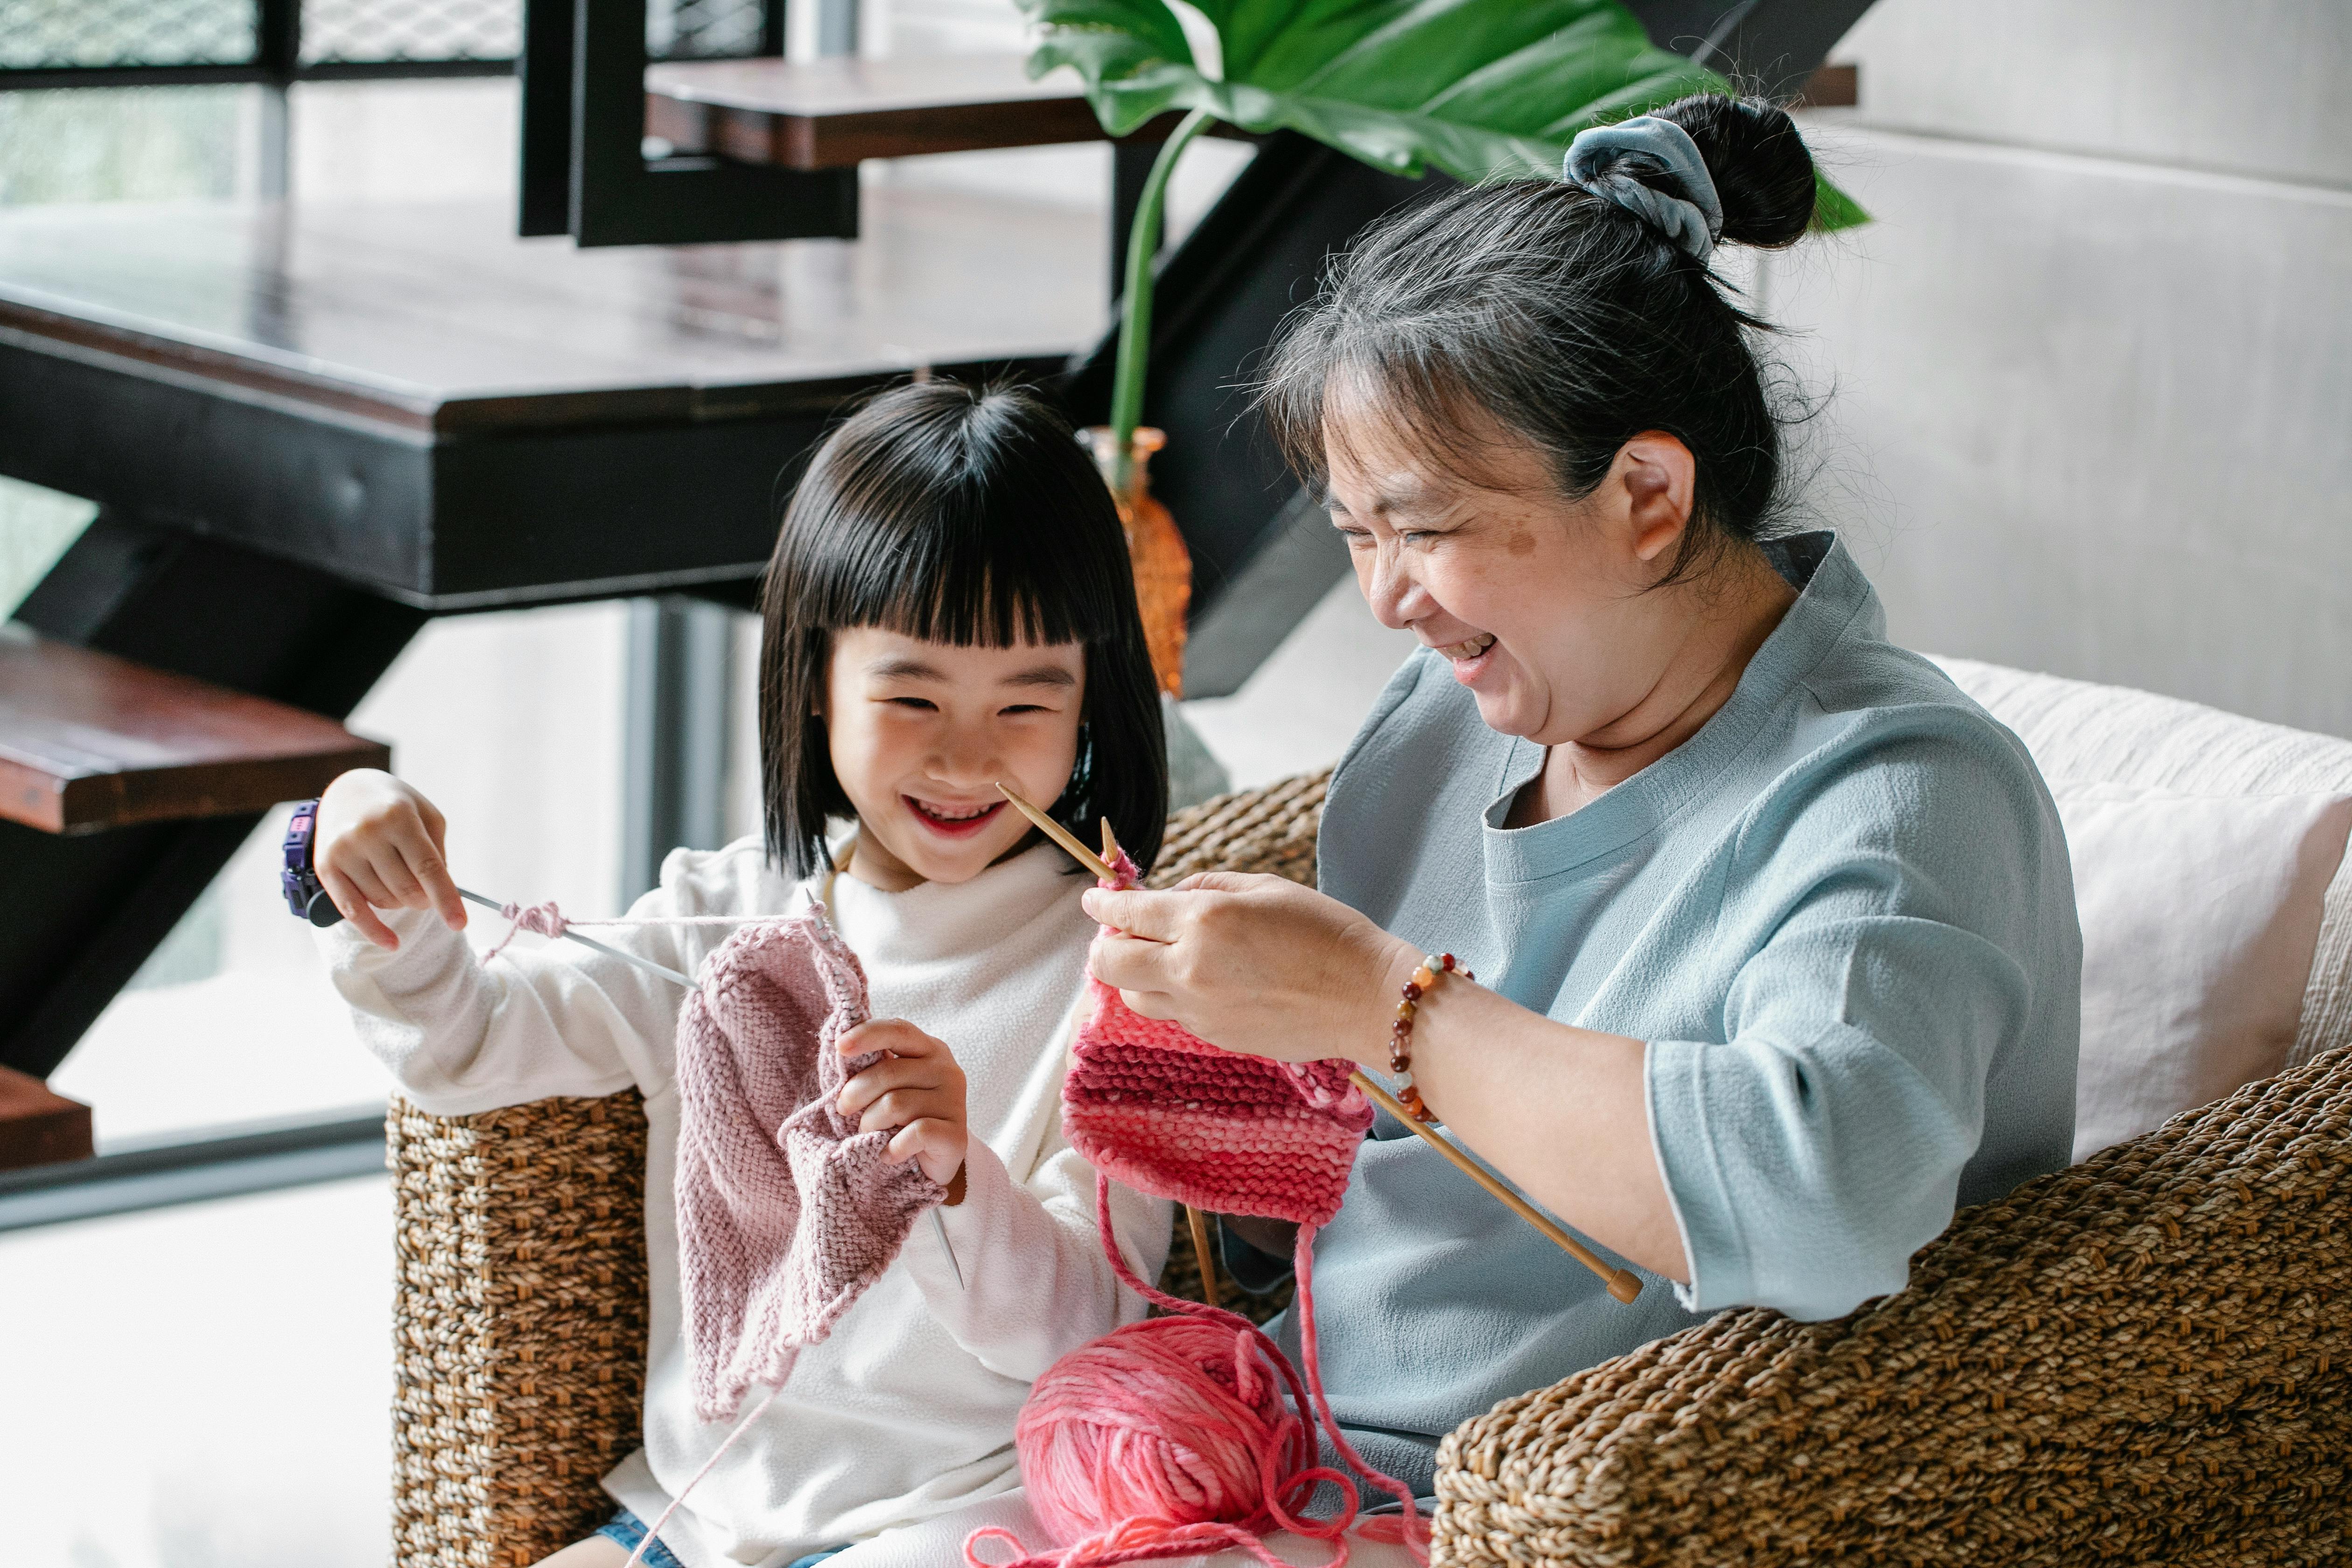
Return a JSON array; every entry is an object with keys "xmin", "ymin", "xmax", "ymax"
[
  {"xmin": 966, "ymin": 1177, "xmax": 1428, "ymax": 1568},
  {"xmin": 480, "ymin": 900, "xmax": 567, "ymax": 963},
  {"xmin": 1092, "ymin": 1176, "xmax": 1423, "ymax": 1562},
  {"xmin": 482, "ymin": 900, "xmax": 787, "ymax": 948},
  {"xmin": 966, "ymin": 1518, "xmax": 1295, "ymax": 1568},
  {"xmin": 560, "ymin": 912, "xmax": 781, "ymax": 928},
  {"xmin": 622, "ymin": 1380, "xmax": 783, "ymax": 1568},
  {"xmin": 474, "ymin": 896, "xmax": 791, "ymax": 973},
  {"xmin": 1289, "ymin": 1232, "xmax": 1426, "ymax": 1559}
]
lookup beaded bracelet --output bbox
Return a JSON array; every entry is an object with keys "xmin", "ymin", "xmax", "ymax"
[{"xmin": 1388, "ymin": 952, "xmax": 1472, "ymax": 1123}]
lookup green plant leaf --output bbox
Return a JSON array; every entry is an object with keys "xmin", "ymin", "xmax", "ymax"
[
  {"xmin": 1811, "ymin": 167, "xmax": 1869, "ymax": 231},
  {"xmin": 1042, "ymin": 0, "xmax": 1871, "ymax": 448},
  {"xmin": 1026, "ymin": 0, "xmax": 1716, "ymax": 183},
  {"xmin": 1025, "ymin": 0, "xmax": 1867, "ymax": 211}
]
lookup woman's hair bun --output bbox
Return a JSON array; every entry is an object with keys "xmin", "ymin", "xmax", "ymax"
[{"xmin": 1657, "ymin": 93, "xmax": 1815, "ymax": 248}]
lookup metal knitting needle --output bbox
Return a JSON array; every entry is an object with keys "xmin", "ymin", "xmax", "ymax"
[
  {"xmin": 933, "ymin": 1208, "xmax": 966, "ymax": 1291},
  {"xmin": 1010, "ymin": 783, "xmax": 1643, "ymax": 1303},
  {"xmin": 457, "ymin": 887, "xmax": 697, "ymax": 989}
]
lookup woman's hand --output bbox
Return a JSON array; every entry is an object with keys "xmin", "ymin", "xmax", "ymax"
[
  {"xmin": 315, "ymin": 769, "xmax": 467, "ymax": 950},
  {"xmin": 1080, "ymin": 873, "xmax": 1420, "ymax": 1066},
  {"xmin": 836, "ymin": 1020, "xmax": 969, "ymax": 1189},
  {"xmin": 1091, "ymin": 874, "xmax": 1689, "ymax": 1280}
]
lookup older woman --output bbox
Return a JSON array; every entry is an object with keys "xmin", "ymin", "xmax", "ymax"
[{"xmin": 1084, "ymin": 94, "xmax": 2081, "ymax": 1498}]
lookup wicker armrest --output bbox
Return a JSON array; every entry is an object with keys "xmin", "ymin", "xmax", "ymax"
[
  {"xmin": 1433, "ymin": 1044, "xmax": 2352, "ymax": 1566},
  {"xmin": 389, "ymin": 1092, "xmax": 652, "ymax": 1568},
  {"xmin": 1148, "ymin": 769, "xmax": 1329, "ymax": 890}
]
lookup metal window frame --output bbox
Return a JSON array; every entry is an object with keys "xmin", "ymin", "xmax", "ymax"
[
  {"xmin": 0, "ymin": 59, "xmax": 518, "ymax": 88},
  {"xmin": 522, "ymin": 0, "xmax": 856, "ymax": 246},
  {"xmin": 0, "ymin": 0, "xmax": 523, "ymax": 88},
  {"xmin": 0, "ymin": 0, "xmax": 805, "ymax": 84},
  {"xmin": 0, "ymin": 0, "xmax": 854, "ymax": 246},
  {"xmin": 0, "ymin": 1108, "xmax": 388, "ymax": 1233}
]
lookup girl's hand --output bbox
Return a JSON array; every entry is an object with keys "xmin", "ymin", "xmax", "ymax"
[
  {"xmin": 314, "ymin": 769, "xmax": 468, "ymax": 951},
  {"xmin": 1080, "ymin": 873, "xmax": 1420, "ymax": 1066},
  {"xmin": 836, "ymin": 1020, "xmax": 969, "ymax": 1188}
]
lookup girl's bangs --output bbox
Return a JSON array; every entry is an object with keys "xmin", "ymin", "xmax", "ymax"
[{"xmin": 792, "ymin": 489, "xmax": 1125, "ymax": 653}]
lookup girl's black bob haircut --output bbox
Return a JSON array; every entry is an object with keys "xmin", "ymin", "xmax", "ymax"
[{"xmin": 757, "ymin": 379, "xmax": 1167, "ymax": 882}]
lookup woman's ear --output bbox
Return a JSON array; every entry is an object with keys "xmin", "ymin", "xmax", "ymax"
[{"xmin": 1614, "ymin": 433, "xmax": 1697, "ymax": 565}]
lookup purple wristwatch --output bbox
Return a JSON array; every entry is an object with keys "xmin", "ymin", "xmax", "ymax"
[{"xmin": 281, "ymin": 799, "xmax": 344, "ymax": 926}]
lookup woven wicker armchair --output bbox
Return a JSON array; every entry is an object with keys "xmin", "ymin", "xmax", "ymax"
[{"xmin": 386, "ymin": 669, "xmax": 2352, "ymax": 1568}]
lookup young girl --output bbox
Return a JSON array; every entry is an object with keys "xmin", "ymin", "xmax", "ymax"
[{"xmin": 313, "ymin": 381, "xmax": 1174, "ymax": 1568}]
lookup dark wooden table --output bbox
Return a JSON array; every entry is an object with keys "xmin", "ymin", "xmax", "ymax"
[
  {"xmin": 0, "ymin": 190, "xmax": 1106, "ymax": 610},
  {"xmin": 0, "ymin": 189, "xmax": 1108, "ymax": 1079}
]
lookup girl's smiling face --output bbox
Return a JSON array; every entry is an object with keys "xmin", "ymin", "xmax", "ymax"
[{"xmin": 822, "ymin": 626, "xmax": 1088, "ymax": 890}]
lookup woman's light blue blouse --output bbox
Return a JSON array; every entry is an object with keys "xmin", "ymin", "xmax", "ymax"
[{"xmin": 1291, "ymin": 532, "xmax": 2080, "ymax": 1495}]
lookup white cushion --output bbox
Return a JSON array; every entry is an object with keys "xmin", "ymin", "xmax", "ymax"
[
  {"xmin": 2055, "ymin": 778, "xmax": 2352, "ymax": 1162},
  {"xmin": 1936, "ymin": 655, "xmax": 2352, "ymax": 1073}
]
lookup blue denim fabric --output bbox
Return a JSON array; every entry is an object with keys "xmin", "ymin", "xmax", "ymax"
[
  {"xmin": 595, "ymin": 1511, "xmax": 845, "ymax": 1568},
  {"xmin": 595, "ymin": 1509, "xmax": 689, "ymax": 1568}
]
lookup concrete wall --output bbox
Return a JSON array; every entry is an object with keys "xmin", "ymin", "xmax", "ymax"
[{"xmin": 1775, "ymin": 0, "xmax": 2352, "ymax": 737}]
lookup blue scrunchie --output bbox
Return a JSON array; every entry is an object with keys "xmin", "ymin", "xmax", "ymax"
[{"xmin": 1563, "ymin": 116, "xmax": 1724, "ymax": 262}]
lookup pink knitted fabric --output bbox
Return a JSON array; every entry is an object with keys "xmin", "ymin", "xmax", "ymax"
[
  {"xmin": 1061, "ymin": 983, "xmax": 1371, "ymax": 1225},
  {"xmin": 673, "ymin": 911, "xmax": 944, "ymax": 1423},
  {"xmin": 1059, "ymin": 856, "xmax": 1372, "ymax": 1226}
]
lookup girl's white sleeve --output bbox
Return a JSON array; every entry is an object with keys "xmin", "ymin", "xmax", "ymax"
[
  {"xmin": 900, "ymin": 1012, "xmax": 1173, "ymax": 1381},
  {"xmin": 316, "ymin": 887, "xmax": 692, "ymax": 1117}
]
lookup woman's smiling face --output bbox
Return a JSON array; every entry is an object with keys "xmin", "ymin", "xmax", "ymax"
[
  {"xmin": 822, "ymin": 626, "xmax": 1086, "ymax": 889},
  {"xmin": 1322, "ymin": 386, "xmax": 1698, "ymax": 751}
]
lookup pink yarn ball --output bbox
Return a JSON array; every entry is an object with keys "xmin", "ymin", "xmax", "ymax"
[{"xmin": 1016, "ymin": 1313, "xmax": 1315, "ymax": 1547}]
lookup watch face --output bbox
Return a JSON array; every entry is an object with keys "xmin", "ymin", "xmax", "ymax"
[{"xmin": 283, "ymin": 800, "xmax": 322, "ymax": 917}]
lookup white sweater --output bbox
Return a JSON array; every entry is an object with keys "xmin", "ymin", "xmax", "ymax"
[{"xmin": 323, "ymin": 838, "xmax": 1169, "ymax": 1568}]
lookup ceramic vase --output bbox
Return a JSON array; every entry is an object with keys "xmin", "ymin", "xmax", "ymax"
[{"xmin": 1084, "ymin": 425, "xmax": 1190, "ymax": 698}]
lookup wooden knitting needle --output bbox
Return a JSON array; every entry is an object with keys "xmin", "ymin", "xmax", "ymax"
[
  {"xmin": 1350, "ymin": 1073, "xmax": 1643, "ymax": 1303},
  {"xmin": 1002, "ymin": 783, "xmax": 1644, "ymax": 1304},
  {"xmin": 997, "ymin": 782, "xmax": 1118, "ymax": 879},
  {"xmin": 1186, "ymin": 1205, "xmax": 1223, "ymax": 1310}
]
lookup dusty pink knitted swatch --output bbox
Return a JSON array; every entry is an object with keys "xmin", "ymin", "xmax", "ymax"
[
  {"xmin": 673, "ymin": 911, "xmax": 944, "ymax": 1423},
  {"xmin": 1060, "ymin": 857, "xmax": 1372, "ymax": 1226}
]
